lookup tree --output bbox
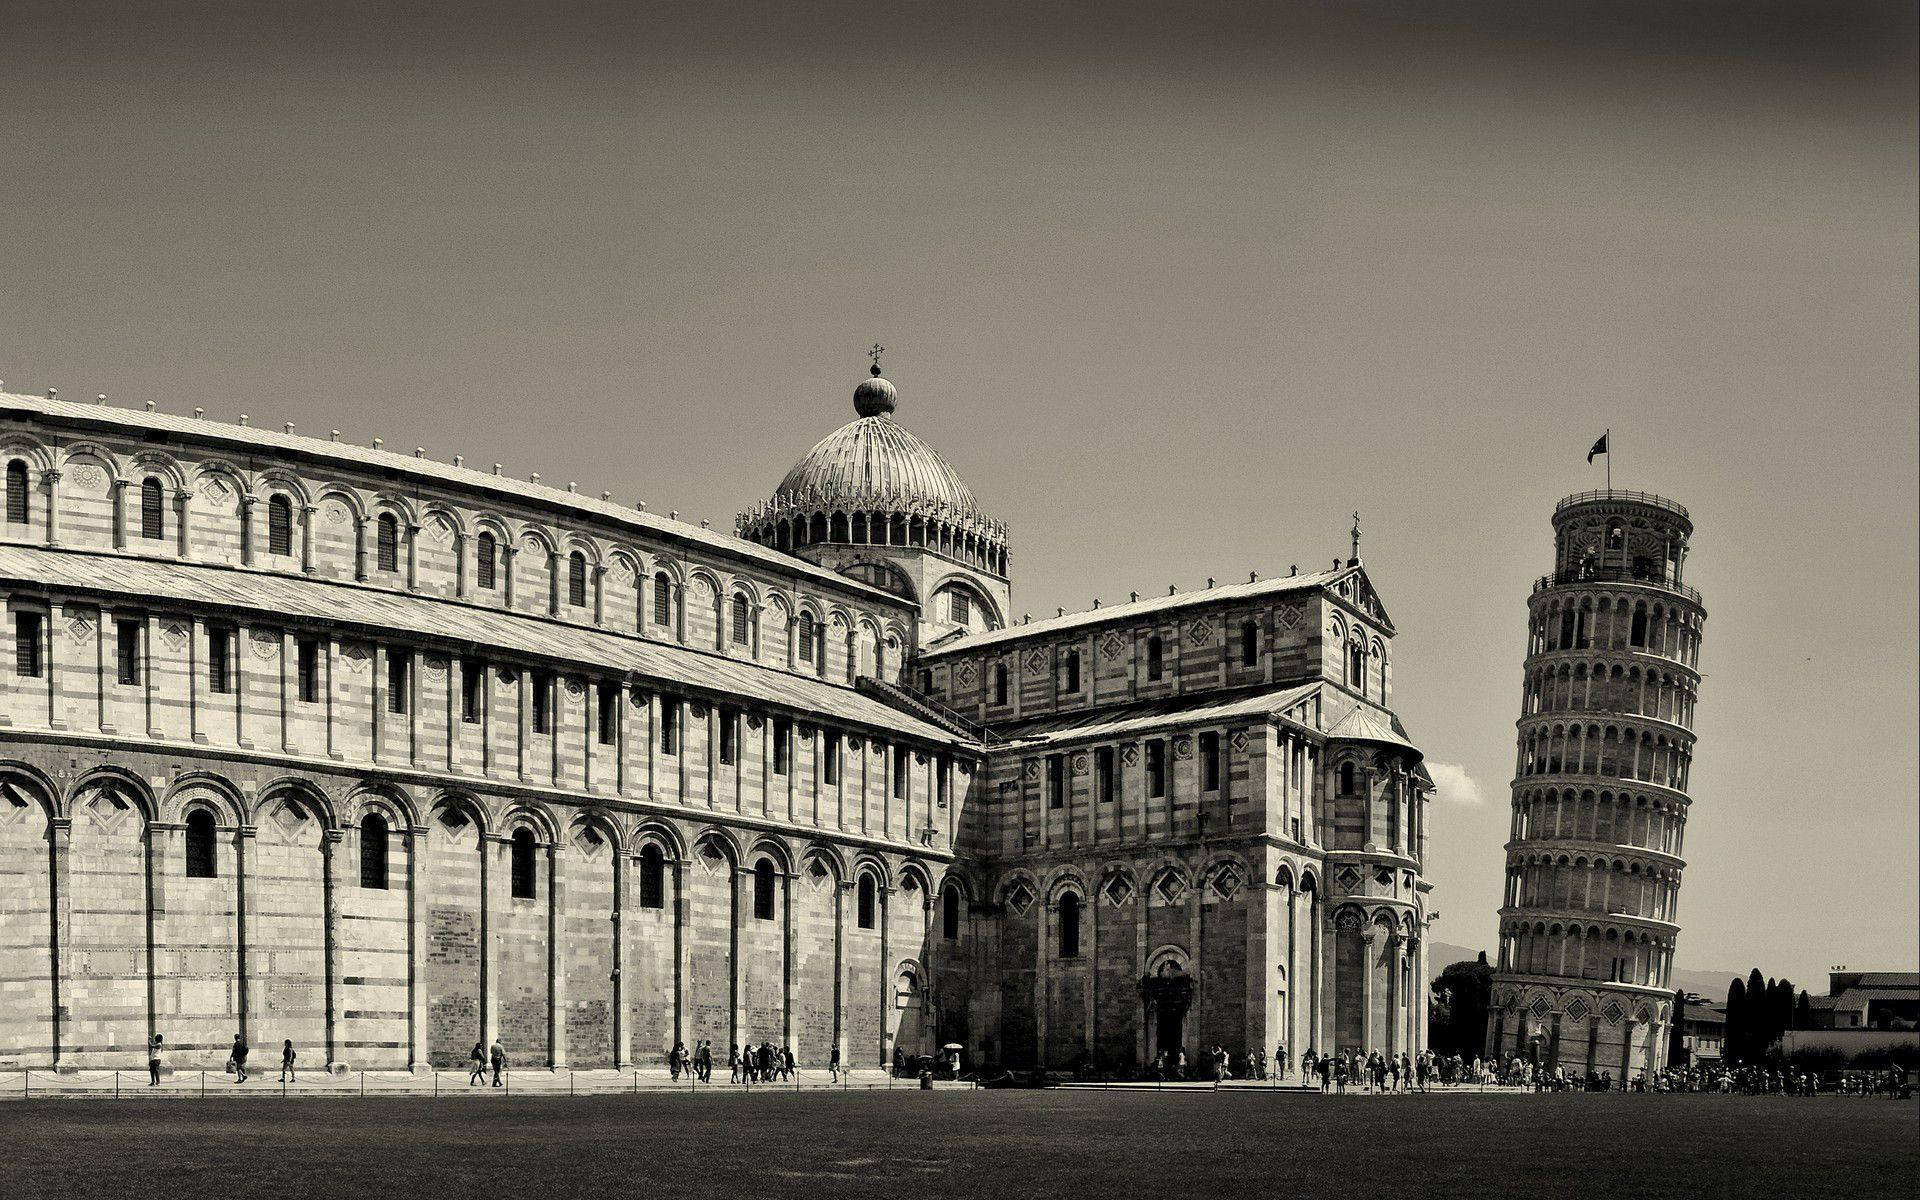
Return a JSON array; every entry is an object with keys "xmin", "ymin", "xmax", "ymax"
[
  {"xmin": 1429, "ymin": 953, "xmax": 1493, "ymax": 1057},
  {"xmin": 1795, "ymin": 990, "xmax": 1812, "ymax": 1030},
  {"xmin": 1726, "ymin": 976, "xmax": 1747, "ymax": 1063}
]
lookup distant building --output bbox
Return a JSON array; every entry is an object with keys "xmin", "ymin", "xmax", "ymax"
[
  {"xmin": 1804, "ymin": 972, "xmax": 1919, "ymax": 1031},
  {"xmin": 1677, "ymin": 995, "xmax": 1725, "ymax": 1066}
]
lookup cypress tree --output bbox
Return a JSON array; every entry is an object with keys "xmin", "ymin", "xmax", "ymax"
[{"xmin": 1726, "ymin": 977, "xmax": 1747, "ymax": 1062}]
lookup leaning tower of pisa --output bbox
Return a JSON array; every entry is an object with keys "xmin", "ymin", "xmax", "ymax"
[{"xmin": 1488, "ymin": 490, "xmax": 1706, "ymax": 1081}]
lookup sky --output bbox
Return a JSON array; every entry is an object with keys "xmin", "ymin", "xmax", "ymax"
[{"xmin": 3, "ymin": 0, "xmax": 1915, "ymax": 989}]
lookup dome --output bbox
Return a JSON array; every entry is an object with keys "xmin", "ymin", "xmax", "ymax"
[
  {"xmin": 769, "ymin": 369, "xmax": 984, "ymax": 521},
  {"xmin": 736, "ymin": 365, "xmax": 1009, "ymax": 572}
]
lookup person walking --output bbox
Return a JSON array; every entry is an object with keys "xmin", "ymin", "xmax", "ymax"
[
  {"xmin": 729, "ymin": 1044, "xmax": 742, "ymax": 1084},
  {"xmin": 280, "ymin": 1039, "xmax": 297, "ymax": 1084},
  {"xmin": 468, "ymin": 1042, "xmax": 488, "ymax": 1086},
  {"xmin": 230, "ymin": 1033, "xmax": 250, "ymax": 1083},
  {"xmin": 829, "ymin": 1044, "xmax": 841, "ymax": 1084},
  {"xmin": 147, "ymin": 1033, "xmax": 164, "ymax": 1087},
  {"xmin": 782, "ymin": 1046, "xmax": 796, "ymax": 1081},
  {"xmin": 489, "ymin": 1038, "xmax": 507, "ymax": 1087}
]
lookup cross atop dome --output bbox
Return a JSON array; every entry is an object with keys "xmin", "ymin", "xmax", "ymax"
[{"xmin": 853, "ymin": 346, "xmax": 898, "ymax": 417}]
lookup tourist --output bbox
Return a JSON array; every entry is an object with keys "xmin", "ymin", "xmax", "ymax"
[
  {"xmin": 230, "ymin": 1032, "xmax": 249, "ymax": 1083},
  {"xmin": 829, "ymin": 1044, "xmax": 841, "ymax": 1084},
  {"xmin": 1272, "ymin": 1041, "xmax": 1285, "ymax": 1081},
  {"xmin": 782, "ymin": 1045, "xmax": 796, "ymax": 1081},
  {"xmin": 280, "ymin": 1039, "xmax": 296, "ymax": 1084},
  {"xmin": 1250, "ymin": 1044, "xmax": 1267, "ymax": 1081},
  {"xmin": 1333, "ymin": 1055, "xmax": 1348, "ymax": 1094},
  {"xmin": 1301, "ymin": 1048, "xmax": 1316, "ymax": 1081},
  {"xmin": 729, "ymin": 1044, "xmax": 741, "ymax": 1083},
  {"xmin": 489, "ymin": 1038, "xmax": 507, "ymax": 1087},
  {"xmin": 148, "ymin": 1033, "xmax": 164, "ymax": 1087},
  {"xmin": 469, "ymin": 1042, "xmax": 488, "ymax": 1086}
]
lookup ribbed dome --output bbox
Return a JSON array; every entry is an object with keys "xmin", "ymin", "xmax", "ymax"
[{"xmin": 773, "ymin": 413, "xmax": 982, "ymax": 519}]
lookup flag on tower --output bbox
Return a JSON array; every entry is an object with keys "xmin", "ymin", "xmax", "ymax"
[{"xmin": 1587, "ymin": 433, "xmax": 1609, "ymax": 463}]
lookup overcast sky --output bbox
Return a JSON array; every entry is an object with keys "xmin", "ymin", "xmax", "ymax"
[{"xmin": 4, "ymin": 0, "xmax": 1914, "ymax": 988}]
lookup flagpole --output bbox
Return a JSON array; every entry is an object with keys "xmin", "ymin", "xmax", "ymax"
[{"xmin": 1606, "ymin": 428, "xmax": 1612, "ymax": 491}]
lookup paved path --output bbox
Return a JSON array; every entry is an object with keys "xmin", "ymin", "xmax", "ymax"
[{"xmin": 0, "ymin": 1067, "xmax": 968, "ymax": 1101}]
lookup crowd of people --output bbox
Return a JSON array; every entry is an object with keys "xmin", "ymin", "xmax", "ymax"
[{"xmin": 666, "ymin": 1040, "xmax": 804, "ymax": 1084}]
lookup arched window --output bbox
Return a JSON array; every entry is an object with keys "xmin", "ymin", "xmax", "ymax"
[
  {"xmin": 376, "ymin": 513, "xmax": 399, "ymax": 572},
  {"xmin": 568, "ymin": 551, "xmax": 588, "ymax": 607},
  {"xmin": 267, "ymin": 495, "xmax": 294, "ymax": 556},
  {"xmin": 950, "ymin": 590, "xmax": 971, "ymax": 625},
  {"xmin": 653, "ymin": 572, "xmax": 672, "ymax": 626},
  {"xmin": 993, "ymin": 663, "xmax": 1009, "ymax": 705},
  {"xmin": 476, "ymin": 532, "xmax": 498, "ymax": 590},
  {"xmin": 510, "ymin": 827, "xmax": 537, "ymax": 899},
  {"xmin": 1062, "ymin": 650, "xmax": 1081, "ymax": 694},
  {"xmin": 639, "ymin": 844, "xmax": 665, "ymax": 909},
  {"xmin": 753, "ymin": 858, "xmax": 776, "ymax": 920},
  {"xmin": 731, "ymin": 593, "xmax": 750, "ymax": 646},
  {"xmin": 140, "ymin": 478, "xmax": 165, "ymax": 540},
  {"xmin": 1146, "ymin": 635, "xmax": 1163, "ymax": 682},
  {"xmin": 1241, "ymin": 621, "xmax": 1258, "ymax": 667},
  {"xmin": 1630, "ymin": 607, "xmax": 1648, "ymax": 647},
  {"xmin": 1059, "ymin": 892, "xmax": 1081, "ymax": 958},
  {"xmin": 1349, "ymin": 642, "xmax": 1366, "ymax": 695},
  {"xmin": 184, "ymin": 808, "xmax": 217, "ymax": 878},
  {"xmin": 1339, "ymin": 761, "xmax": 1356, "ymax": 795},
  {"xmin": 360, "ymin": 812, "xmax": 389, "ymax": 890},
  {"xmin": 3, "ymin": 460, "xmax": 27, "ymax": 525},
  {"xmin": 857, "ymin": 873, "xmax": 877, "ymax": 929},
  {"xmin": 942, "ymin": 886, "xmax": 962, "ymax": 940},
  {"xmin": 794, "ymin": 612, "xmax": 814, "ymax": 663}
]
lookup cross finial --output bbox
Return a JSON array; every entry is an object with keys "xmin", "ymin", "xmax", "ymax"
[
  {"xmin": 868, "ymin": 343, "xmax": 885, "ymax": 374},
  {"xmin": 1350, "ymin": 511, "xmax": 1362, "ymax": 563}
]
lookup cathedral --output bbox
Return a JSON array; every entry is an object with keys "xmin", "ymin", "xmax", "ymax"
[{"xmin": 0, "ymin": 360, "xmax": 1436, "ymax": 1075}]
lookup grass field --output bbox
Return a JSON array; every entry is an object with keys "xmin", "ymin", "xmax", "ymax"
[{"xmin": 1, "ymin": 1091, "xmax": 1912, "ymax": 1199}]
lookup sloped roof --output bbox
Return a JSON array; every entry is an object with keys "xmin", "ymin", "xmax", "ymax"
[
  {"xmin": 0, "ymin": 391, "xmax": 901, "ymax": 608},
  {"xmin": 919, "ymin": 567, "xmax": 1356, "ymax": 658},
  {"xmin": 1325, "ymin": 702, "xmax": 1421, "ymax": 753},
  {"xmin": 998, "ymin": 682, "xmax": 1322, "ymax": 748},
  {"xmin": 0, "ymin": 546, "xmax": 964, "ymax": 747}
]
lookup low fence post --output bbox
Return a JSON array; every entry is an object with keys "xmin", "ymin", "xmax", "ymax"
[{"xmin": 116, "ymin": 1071, "xmax": 120, "ymax": 1100}]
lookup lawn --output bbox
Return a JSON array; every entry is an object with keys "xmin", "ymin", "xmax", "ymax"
[{"xmin": 1, "ymin": 1090, "xmax": 1912, "ymax": 1199}]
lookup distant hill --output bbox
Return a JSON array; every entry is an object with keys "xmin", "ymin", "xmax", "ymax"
[{"xmin": 1425, "ymin": 940, "xmax": 1743, "ymax": 1000}]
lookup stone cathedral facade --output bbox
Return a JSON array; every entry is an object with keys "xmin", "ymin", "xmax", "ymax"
[{"xmin": 0, "ymin": 363, "xmax": 1436, "ymax": 1075}]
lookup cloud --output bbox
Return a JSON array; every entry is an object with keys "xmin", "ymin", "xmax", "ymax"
[{"xmin": 1426, "ymin": 761, "xmax": 1486, "ymax": 806}]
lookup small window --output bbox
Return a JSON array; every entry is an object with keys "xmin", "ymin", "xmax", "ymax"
[
  {"xmin": 387, "ymin": 650, "xmax": 408, "ymax": 714},
  {"xmin": 476, "ymin": 532, "xmax": 498, "ymax": 591},
  {"xmin": 1200, "ymin": 732, "xmax": 1220, "ymax": 791},
  {"xmin": 15, "ymin": 611, "xmax": 43, "ymax": 678},
  {"xmin": 993, "ymin": 663, "xmax": 1009, "ymax": 705},
  {"xmin": 731, "ymin": 594, "xmax": 750, "ymax": 646},
  {"xmin": 772, "ymin": 717, "xmax": 791, "ymax": 775},
  {"xmin": 510, "ymin": 828, "xmax": 537, "ymax": 899},
  {"xmin": 936, "ymin": 755, "xmax": 949, "ymax": 809},
  {"xmin": 823, "ymin": 734, "xmax": 839, "ymax": 786},
  {"xmin": 460, "ymin": 658, "xmax": 482, "ymax": 723},
  {"xmin": 798, "ymin": 613, "xmax": 816, "ymax": 662},
  {"xmin": 1095, "ymin": 746, "xmax": 1114, "ymax": 804},
  {"xmin": 140, "ymin": 478, "xmax": 165, "ymax": 540},
  {"xmin": 208, "ymin": 627, "xmax": 233, "ymax": 694},
  {"xmin": 653, "ymin": 572, "xmax": 672, "ymax": 625},
  {"xmin": 1630, "ymin": 608, "xmax": 1649, "ymax": 647},
  {"xmin": 1241, "ymin": 621, "xmax": 1258, "ymax": 667},
  {"xmin": 1059, "ymin": 892, "xmax": 1081, "ymax": 958},
  {"xmin": 659, "ymin": 699, "xmax": 678, "ymax": 755},
  {"xmin": 1061, "ymin": 650, "xmax": 1081, "ymax": 694},
  {"xmin": 360, "ymin": 812, "xmax": 389, "ymax": 890},
  {"xmin": 1047, "ymin": 754, "xmax": 1065, "ymax": 809},
  {"xmin": 569, "ymin": 552, "xmax": 588, "ymax": 607},
  {"xmin": 376, "ymin": 513, "xmax": 399, "ymax": 573},
  {"xmin": 596, "ymin": 682, "xmax": 618, "ymax": 745},
  {"xmin": 718, "ymin": 709, "xmax": 738, "ymax": 766},
  {"xmin": 857, "ymin": 874, "xmax": 877, "ymax": 929},
  {"xmin": 530, "ymin": 671, "xmax": 551, "ymax": 734},
  {"xmin": 184, "ymin": 809, "xmax": 217, "ymax": 878},
  {"xmin": 753, "ymin": 859, "xmax": 776, "ymax": 921},
  {"xmin": 297, "ymin": 638, "xmax": 321, "ymax": 703},
  {"xmin": 116, "ymin": 619, "xmax": 141, "ymax": 686},
  {"xmin": 4, "ymin": 461, "xmax": 28, "ymax": 525},
  {"xmin": 1146, "ymin": 739, "xmax": 1166, "ymax": 798},
  {"xmin": 893, "ymin": 744, "xmax": 910, "ymax": 799},
  {"xmin": 942, "ymin": 886, "xmax": 962, "ymax": 940},
  {"xmin": 639, "ymin": 844, "xmax": 666, "ymax": 909},
  {"xmin": 267, "ymin": 495, "xmax": 294, "ymax": 556},
  {"xmin": 950, "ymin": 590, "xmax": 971, "ymax": 624},
  {"xmin": 918, "ymin": 669, "xmax": 932, "ymax": 693},
  {"xmin": 1146, "ymin": 635, "xmax": 1163, "ymax": 682},
  {"xmin": 1339, "ymin": 761, "xmax": 1356, "ymax": 795}
]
